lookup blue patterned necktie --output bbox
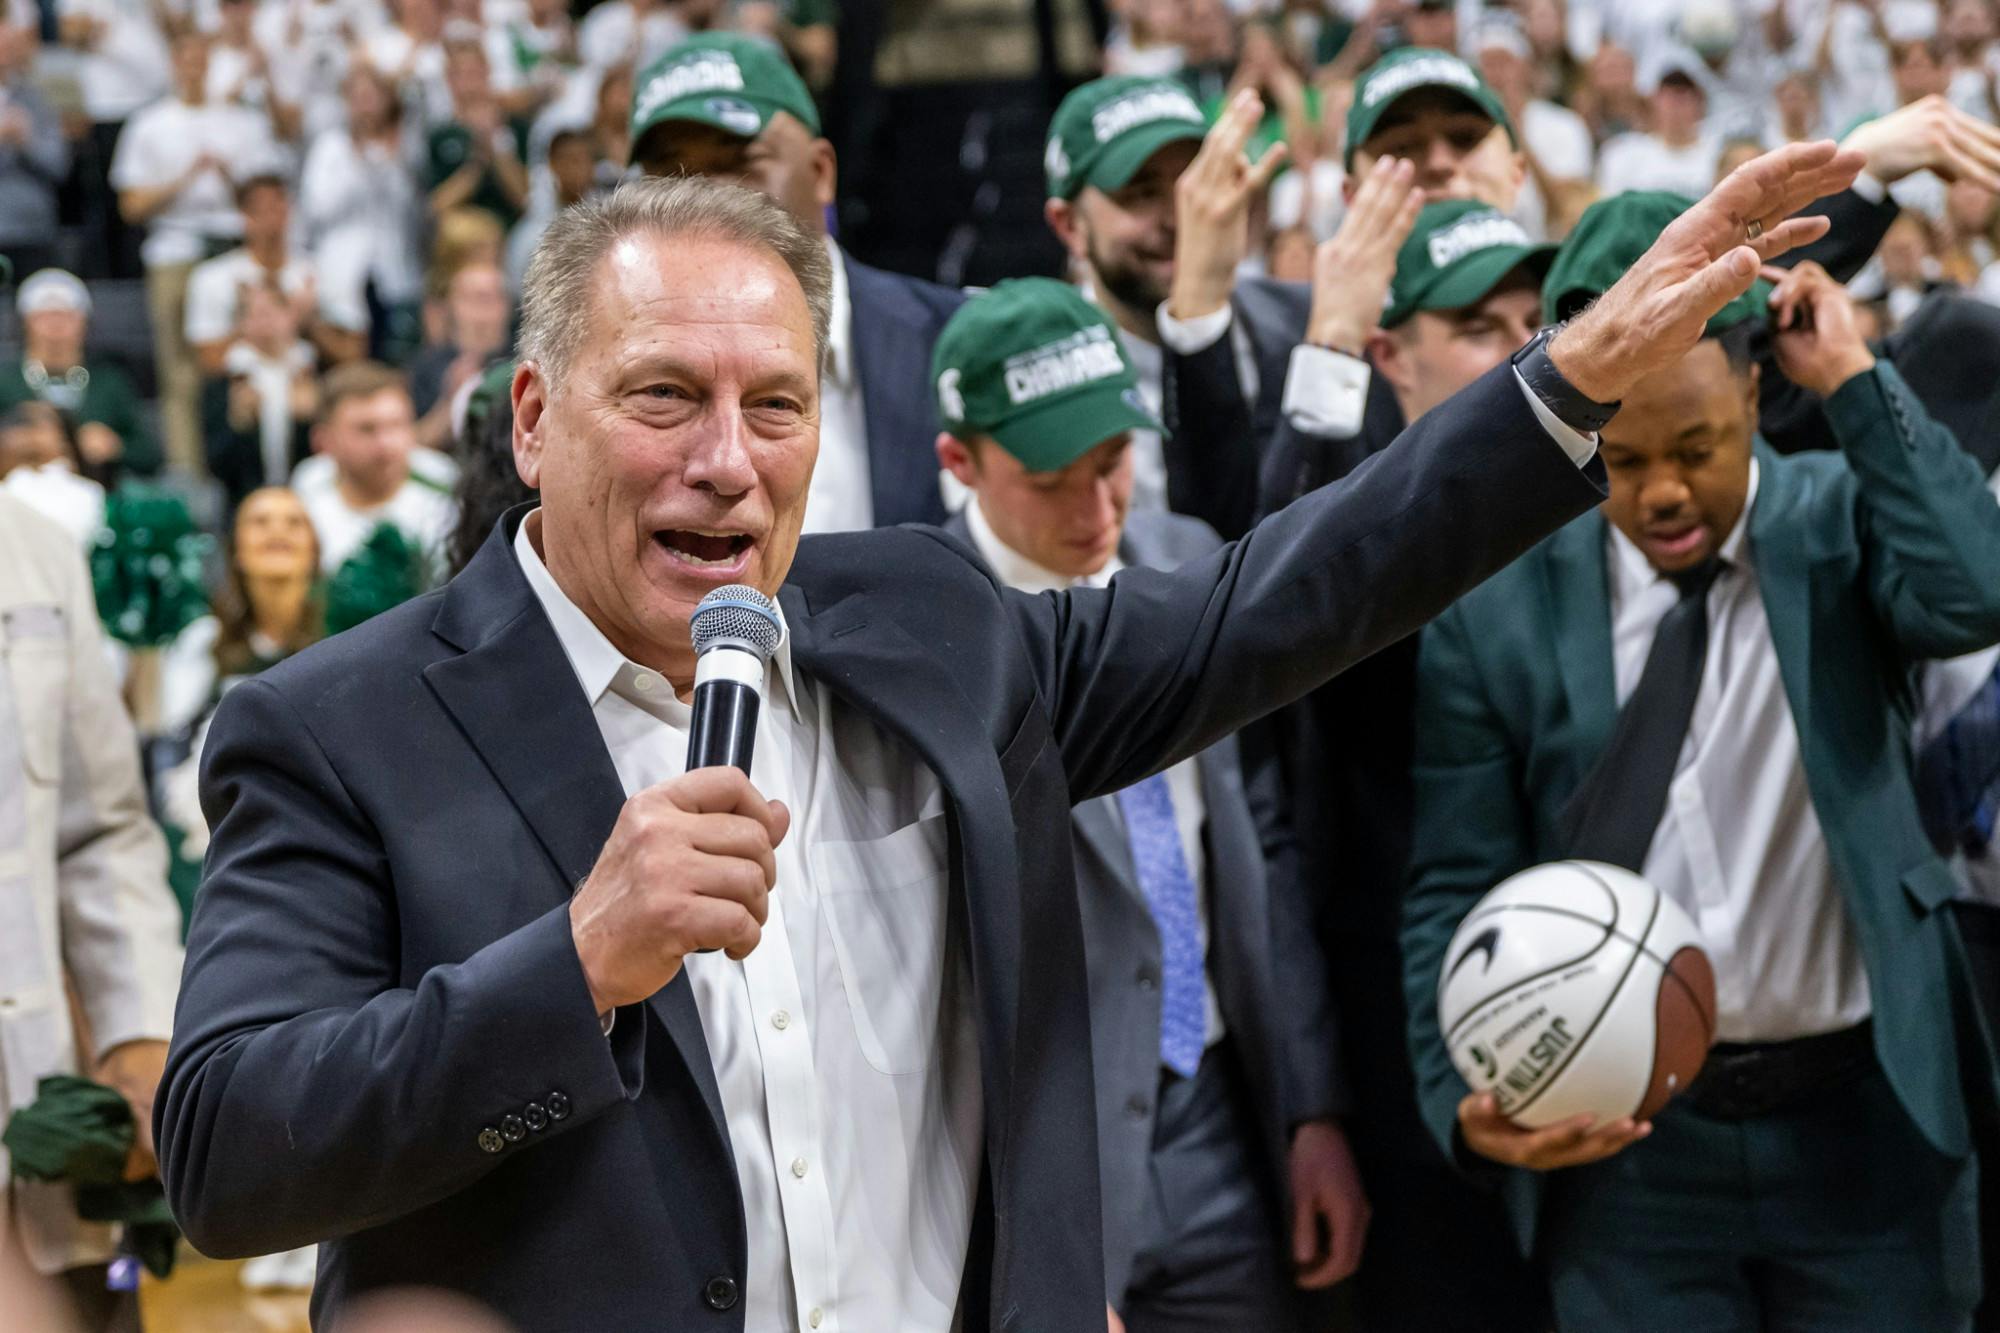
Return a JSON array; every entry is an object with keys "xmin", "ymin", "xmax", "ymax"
[
  {"xmin": 1916, "ymin": 662, "xmax": 2000, "ymax": 857},
  {"xmin": 1117, "ymin": 773, "xmax": 1206, "ymax": 1077}
]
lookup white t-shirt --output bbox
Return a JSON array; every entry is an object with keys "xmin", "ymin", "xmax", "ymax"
[
  {"xmin": 299, "ymin": 130, "xmax": 425, "ymax": 316},
  {"xmin": 291, "ymin": 449, "xmax": 460, "ymax": 574},
  {"xmin": 576, "ymin": 2, "xmax": 689, "ymax": 73},
  {"xmin": 363, "ymin": 27, "xmax": 451, "ymax": 127},
  {"xmin": 58, "ymin": 0, "xmax": 171, "ymax": 122},
  {"xmin": 108, "ymin": 97, "xmax": 280, "ymax": 267},
  {"xmin": 1514, "ymin": 99, "xmax": 1594, "ymax": 241},
  {"xmin": 184, "ymin": 248, "xmax": 322, "ymax": 344},
  {"xmin": 256, "ymin": 0, "xmax": 383, "ymax": 139},
  {"xmin": 1596, "ymin": 131, "xmax": 1723, "ymax": 201}
]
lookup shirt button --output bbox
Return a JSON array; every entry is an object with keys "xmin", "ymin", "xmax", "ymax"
[
  {"xmin": 633, "ymin": 672, "xmax": 657, "ymax": 693},
  {"xmin": 1135, "ymin": 965, "xmax": 1158, "ymax": 991},
  {"xmin": 702, "ymin": 1276, "xmax": 739, "ymax": 1311},
  {"xmin": 772, "ymin": 1009, "xmax": 791, "ymax": 1031},
  {"xmin": 809, "ymin": 1308, "xmax": 824, "ymax": 1328},
  {"xmin": 477, "ymin": 1128, "xmax": 504, "ymax": 1154},
  {"xmin": 791, "ymin": 1157, "xmax": 809, "ymax": 1179}
]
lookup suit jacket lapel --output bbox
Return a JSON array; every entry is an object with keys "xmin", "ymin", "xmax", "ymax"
[
  {"xmin": 1072, "ymin": 797, "xmax": 1142, "ymax": 908},
  {"xmin": 1747, "ymin": 443, "xmax": 1816, "ymax": 748},
  {"xmin": 1543, "ymin": 511, "xmax": 1618, "ymax": 767},
  {"xmin": 422, "ymin": 517, "xmax": 728, "ymax": 1138}
]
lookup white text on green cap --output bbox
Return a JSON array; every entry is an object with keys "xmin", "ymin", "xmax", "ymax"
[
  {"xmin": 632, "ymin": 50, "xmax": 748, "ymax": 127},
  {"xmin": 1363, "ymin": 53, "xmax": 1482, "ymax": 108},
  {"xmin": 1090, "ymin": 85, "xmax": 1205, "ymax": 143},
  {"xmin": 1427, "ymin": 212, "xmax": 1533, "ymax": 268},
  {"xmin": 1003, "ymin": 326, "xmax": 1127, "ymax": 407}
]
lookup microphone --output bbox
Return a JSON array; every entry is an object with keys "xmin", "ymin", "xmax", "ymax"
[{"xmin": 686, "ymin": 585, "xmax": 782, "ymax": 776}]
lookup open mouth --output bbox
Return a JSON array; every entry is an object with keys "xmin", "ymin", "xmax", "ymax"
[
  {"xmin": 1644, "ymin": 525, "xmax": 1707, "ymax": 560},
  {"xmin": 654, "ymin": 528, "xmax": 753, "ymax": 568}
]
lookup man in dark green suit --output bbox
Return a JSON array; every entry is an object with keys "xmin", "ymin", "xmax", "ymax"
[{"xmin": 1403, "ymin": 192, "xmax": 2000, "ymax": 1330}]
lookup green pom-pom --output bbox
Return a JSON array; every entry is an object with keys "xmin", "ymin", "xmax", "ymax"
[
  {"xmin": 89, "ymin": 486, "xmax": 213, "ymax": 647},
  {"xmin": 325, "ymin": 522, "xmax": 433, "ymax": 634}
]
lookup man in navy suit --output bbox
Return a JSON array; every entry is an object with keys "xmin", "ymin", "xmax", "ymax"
[
  {"xmin": 932, "ymin": 277, "xmax": 1367, "ymax": 1330},
  {"xmin": 628, "ymin": 32, "xmax": 964, "ymax": 531},
  {"xmin": 156, "ymin": 144, "xmax": 1861, "ymax": 1331}
]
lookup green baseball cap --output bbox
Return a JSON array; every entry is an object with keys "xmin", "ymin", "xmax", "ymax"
[
  {"xmin": 1345, "ymin": 47, "xmax": 1516, "ymax": 170},
  {"xmin": 1385, "ymin": 200, "xmax": 1554, "ymax": 328},
  {"xmin": 1045, "ymin": 76, "xmax": 1209, "ymax": 201},
  {"xmin": 1543, "ymin": 190, "xmax": 1770, "ymax": 333},
  {"xmin": 932, "ymin": 277, "xmax": 1162, "ymax": 473},
  {"xmin": 628, "ymin": 33, "xmax": 820, "ymax": 161}
]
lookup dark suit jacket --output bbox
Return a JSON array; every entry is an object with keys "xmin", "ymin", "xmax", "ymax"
[
  {"xmin": 1401, "ymin": 364, "xmax": 2000, "ymax": 1250},
  {"xmin": 944, "ymin": 507, "xmax": 1345, "ymax": 1300},
  {"xmin": 155, "ymin": 361, "xmax": 1606, "ymax": 1332},
  {"xmin": 844, "ymin": 250, "xmax": 967, "ymax": 527}
]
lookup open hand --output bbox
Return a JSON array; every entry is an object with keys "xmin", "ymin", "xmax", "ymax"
[
  {"xmin": 1166, "ymin": 88, "xmax": 1289, "ymax": 322},
  {"xmin": 1842, "ymin": 94, "xmax": 2000, "ymax": 193},
  {"xmin": 1457, "ymin": 1091, "xmax": 1649, "ymax": 1170},
  {"xmin": 1765, "ymin": 260, "xmax": 1876, "ymax": 397},
  {"xmin": 569, "ymin": 767, "xmax": 790, "ymax": 1013},
  {"xmin": 1304, "ymin": 156, "xmax": 1420, "ymax": 354},
  {"xmin": 1549, "ymin": 139, "xmax": 1864, "ymax": 404}
]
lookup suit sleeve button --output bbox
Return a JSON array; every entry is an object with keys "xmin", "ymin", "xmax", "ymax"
[
  {"xmin": 477, "ymin": 1128, "xmax": 505, "ymax": 1154},
  {"xmin": 547, "ymin": 1091, "xmax": 571, "ymax": 1120},
  {"xmin": 501, "ymin": 1115, "xmax": 526, "ymax": 1142},
  {"xmin": 703, "ymin": 1276, "xmax": 740, "ymax": 1310},
  {"xmin": 523, "ymin": 1102, "xmax": 548, "ymax": 1131}
]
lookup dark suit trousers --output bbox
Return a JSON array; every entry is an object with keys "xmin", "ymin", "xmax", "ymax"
[
  {"xmin": 1541, "ymin": 1065, "xmax": 1979, "ymax": 1333},
  {"xmin": 1121, "ymin": 1041, "xmax": 1298, "ymax": 1333}
]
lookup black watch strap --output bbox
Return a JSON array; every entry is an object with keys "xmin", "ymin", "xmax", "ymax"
[{"xmin": 1511, "ymin": 326, "xmax": 1620, "ymax": 434}]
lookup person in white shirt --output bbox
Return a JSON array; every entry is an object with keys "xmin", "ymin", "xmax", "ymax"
[
  {"xmin": 1472, "ymin": 16, "xmax": 1593, "ymax": 241},
  {"xmin": 299, "ymin": 64, "xmax": 426, "ymax": 339},
  {"xmin": 110, "ymin": 30, "xmax": 282, "ymax": 473},
  {"xmin": 932, "ymin": 276, "xmax": 1369, "ymax": 1333},
  {"xmin": 576, "ymin": 0, "xmax": 688, "ymax": 74},
  {"xmin": 256, "ymin": 0, "xmax": 388, "ymax": 141},
  {"xmin": 186, "ymin": 173, "xmax": 364, "ymax": 377},
  {"xmin": 290, "ymin": 359, "xmax": 456, "ymax": 574},
  {"xmin": 58, "ymin": 0, "xmax": 170, "ymax": 276},
  {"xmin": 1596, "ymin": 51, "xmax": 1723, "ymax": 201},
  {"xmin": 364, "ymin": 0, "xmax": 451, "ymax": 128}
]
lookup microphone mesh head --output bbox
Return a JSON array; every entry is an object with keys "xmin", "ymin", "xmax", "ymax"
[{"xmin": 690, "ymin": 585, "xmax": 782, "ymax": 663}]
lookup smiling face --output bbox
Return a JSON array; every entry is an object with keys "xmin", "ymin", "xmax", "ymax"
[
  {"xmin": 1599, "ymin": 338, "xmax": 1757, "ymax": 574},
  {"xmin": 1048, "ymin": 140, "xmax": 1199, "ymax": 320},
  {"xmin": 513, "ymin": 231, "xmax": 819, "ymax": 677},
  {"xmin": 233, "ymin": 486, "xmax": 319, "ymax": 580}
]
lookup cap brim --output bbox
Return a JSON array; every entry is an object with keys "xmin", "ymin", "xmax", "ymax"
[
  {"xmin": 1391, "ymin": 245, "xmax": 1554, "ymax": 327},
  {"xmin": 987, "ymin": 384, "xmax": 1162, "ymax": 473},
  {"xmin": 1084, "ymin": 119, "xmax": 1208, "ymax": 196},
  {"xmin": 629, "ymin": 94, "xmax": 772, "ymax": 161},
  {"xmin": 1347, "ymin": 85, "xmax": 1502, "ymax": 168}
]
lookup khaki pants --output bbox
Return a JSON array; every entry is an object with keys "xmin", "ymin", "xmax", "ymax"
[{"xmin": 144, "ymin": 261, "xmax": 200, "ymax": 476}]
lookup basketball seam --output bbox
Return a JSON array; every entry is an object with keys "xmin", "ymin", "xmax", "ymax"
[{"xmin": 1439, "ymin": 868, "xmax": 1621, "ymax": 1045}]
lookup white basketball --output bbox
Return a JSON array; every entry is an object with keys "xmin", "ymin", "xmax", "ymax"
[{"xmin": 1436, "ymin": 861, "xmax": 1717, "ymax": 1128}]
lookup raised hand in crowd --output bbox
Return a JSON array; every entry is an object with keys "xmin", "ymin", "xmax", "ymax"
[
  {"xmin": 1765, "ymin": 261, "xmax": 1878, "ymax": 398},
  {"xmin": 1165, "ymin": 88, "xmax": 1289, "ymax": 322},
  {"xmin": 1550, "ymin": 139, "xmax": 1866, "ymax": 407},
  {"xmin": 1844, "ymin": 93, "xmax": 2000, "ymax": 194},
  {"xmin": 1303, "ymin": 155, "xmax": 1420, "ymax": 356}
]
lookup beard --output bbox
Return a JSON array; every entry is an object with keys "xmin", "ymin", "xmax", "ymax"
[{"xmin": 1086, "ymin": 232, "xmax": 1171, "ymax": 317}]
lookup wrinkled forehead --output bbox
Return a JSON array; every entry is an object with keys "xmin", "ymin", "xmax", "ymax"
[{"xmin": 581, "ymin": 233, "xmax": 818, "ymax": 370}]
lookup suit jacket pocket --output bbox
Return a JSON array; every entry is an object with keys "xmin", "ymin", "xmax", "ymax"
[{"xmin": 814, "ymin": 814, "xmax": 951, "ymax": 1075}]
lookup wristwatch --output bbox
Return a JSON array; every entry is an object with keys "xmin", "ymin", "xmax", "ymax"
[{"xmin": 1511, "ymin": 325, "xmax": 1620, "ymax": 434}]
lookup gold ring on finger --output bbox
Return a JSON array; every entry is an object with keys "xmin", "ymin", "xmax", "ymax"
[{"xmin": 1746, "ymin": 218, "xmax": 1764, "ymax": 241}]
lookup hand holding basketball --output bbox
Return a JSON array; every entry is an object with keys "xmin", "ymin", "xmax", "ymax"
[{"xmin": 1457, "ymin": 1092, "xmax": 1650, "ymax": 1170}]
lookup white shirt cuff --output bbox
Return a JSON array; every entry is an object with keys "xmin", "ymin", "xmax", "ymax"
[
  {"xmin": 1513, "ymin": 366, "xmax": 1598, "ymax": 467},
  {"xmin": 1850, "ymin": 169, "xmax": 1888, "ymax": 205},
  {"xmin": 1156, "ymin": 302, "xmax": 1234, "ymax": 355},
  {"xmin": 601, "ymin": 1009, "xmax": 615, "ymax": 1037},
  {"xmin": 1281, "ymin": 344, "xmax": 1371, "ymax": 439}
]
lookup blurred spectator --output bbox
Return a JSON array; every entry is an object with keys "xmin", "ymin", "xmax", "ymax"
[
  {"xmin": 0, "ymin": 269, "xmax": 158, "ymax": 477},
  {"xmin": 209, "ymin": 0, "xmax": 299, "ymax": 142},
  {"xmin": 588, "ymin": 61, "xmax": 634, "ymax": 182},
  {"xmin": 1799, "ymin": 0, "xmax": 1898, "ymax": 136},
  {"xmin": 1944, "ymin": 0, "xmax": 2000, "ymax": 119},
  {"xmin": 188, "ymin": 173, "xmax": 364, "ymax": 378},
  {"xmin": 578, "ymin": 0, "xmax": 689, "ymax": 74},
  {"xmin": 736, "ymin": 0, "xmax": 839, "ymax": 92},
  {"xmin": 0, "ymin": 400, "xmax": 103, "ymax": 542},
  {"xmin": 1678, "ymin": 2, "xmax": 1781, "ymax": 143},
  {"xmin": 506, "ymin": 127, "xmax": 599, "ymax": 291},
  {"xmin": 1473, "ymin": 15, "xmax": 1593, "ymax": 240},
  {"xmin": 292, "ymin": 359, "xmax": 456, "ymax": 574},
  {"xmin": 258, "ymin": 0, "xmax": 375, "ymax": 140},
  {"xmin": 366, "ymin": 0, "xmax": 452, "ymax": 128},
  {"xmin": 1574, "ymin": 41, "xmax": 1645, "ymax": 142},
  {"xmin": 410, "ymin": 258, "xmax": 510, "ymax": 446},
  {"xmin": 447, "ymin": 358, "xmax": 530, "ymax": 574},
  {"xmin": 0, "ymin": 24, "xmax": 66, "ymax": 282},
  {"xmin": 1517, "ymin": 0, "xmax": 1580, "ymax": 103},
  {"xmin": 1717, "ymin": 135, "xmax": 1768, "ymax": 182},
  {"xmin": 1176, "ymin": 0, "xmax": 1235, "ymax": 106},
  {"xmin": 1596, "ymin": 51, "xmax": 1721, "ymax": 200},
  {"xmin": 58, "ymin": 0, "xmax": 171, "ymax": 278},
  {"xmin": 1769, "ymin": 71, "xmax": 1826, "ymax": 145},
  {"xmin": 1106, "ymin": 0, "xmax": 1186, "ymax": 78},
  {"xmin": 488, "ymin": 0, "xmax": 580, "ymax": 117},
  {"xmin": 203, "ymin": 278, "xmax": 321, "ymax": 510},
  {"xmin": 111, "ymin": 30, "xmax": 282, "ymax": 475},
  {"xmin": 427, "ymin": 40, "xmax": 530, "ymax": 228},
  {"xmin": 300, "ymin": 64, "xmax": 426, "ymax": 359},
  {"xmin": 1943, "ymin": 177, "xmax": 2000, "ymax": 281},
  {"xmin": 1862, "ymin": 208, "xmax": 1954, "ymax": 329}
]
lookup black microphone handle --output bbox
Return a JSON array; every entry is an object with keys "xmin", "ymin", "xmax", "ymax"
[{"xmin": 686, "ymin": 679, "xmax": 760, "ymax": 775}]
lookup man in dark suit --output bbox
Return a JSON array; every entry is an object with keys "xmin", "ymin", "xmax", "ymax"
[
  {"xmin": 628, "ymin": 33, "xmax": 964, "ymax": 530},
  {"xmin": 1402, "ymin": 195, "xmax": 2000, "ymax": 1329},
  {"xmin": 930, "ymin": 277, "xmax": 1366, "ymax": 1330},
  {"xmin": 155, "ymin": 147, "xmax": 1861, "ymax": 1331}
]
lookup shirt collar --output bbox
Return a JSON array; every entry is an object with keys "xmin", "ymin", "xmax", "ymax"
[
  {"xmin": 962, "ymin": 495, "xmax": 1123, "ymax": 594},
  {"xmin": 824, "ymin": 236, "xmax": 853, "ymax": 388},
  {"xmin": 512, "ymin": 510, "xmax": 802, "ymax": 719},
  {"xmin": 1608, "ymin": 456, "xmax": 1760, "ymax": 597}
]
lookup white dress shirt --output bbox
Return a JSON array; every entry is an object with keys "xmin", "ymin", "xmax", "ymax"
[
  {"xmin": 1606, "ymin": 462, "xmax": 1873, "ymax": 1042},
  {"xmin": 513, "ymin": 514, "xmax": 982, "ymax": 1333},
  {"xmin": 960, "ymin": 499, "xmax": 1226, "ymax": 1049},
  {"xmin": 800, "ymin": 240, "xmax": 875, "ymax": 535}
]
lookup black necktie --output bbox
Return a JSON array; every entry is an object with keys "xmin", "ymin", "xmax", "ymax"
[{"xmin": 1561, "ymin": 558, "xmax": 1724, "ymax": 872}]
